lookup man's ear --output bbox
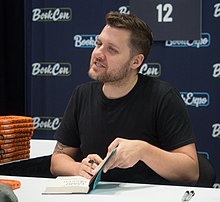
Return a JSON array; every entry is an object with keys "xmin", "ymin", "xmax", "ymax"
[{"xmin": 131, "ymin": 54, "xmax": 145, "ymax": 69}]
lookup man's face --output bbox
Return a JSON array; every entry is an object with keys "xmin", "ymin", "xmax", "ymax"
[{"xmin": 88, "ymin": 25, "xmax": 134, "ymax": 84}]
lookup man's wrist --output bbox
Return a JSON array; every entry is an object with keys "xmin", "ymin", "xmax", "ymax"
[{"xmin": 138, "ymin": 140, "xmax": 150, "ymax": 162}]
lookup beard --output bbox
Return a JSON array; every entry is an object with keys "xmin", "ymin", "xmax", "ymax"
[{"xmin": 88, "ymin": 59, "xmax": 132, "ymax": 85}]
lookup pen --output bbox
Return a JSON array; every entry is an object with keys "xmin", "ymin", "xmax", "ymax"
[
  {"xmin": 182, "ymin": 191, "xmax": 189, "ymax": 201},
  {"xmin": 182, "ymin": 190, "xmax": 195, "ymax": 201},
  {"xmin": 88, "ymin": 159, "xmax": 97, "ymax": 164}
]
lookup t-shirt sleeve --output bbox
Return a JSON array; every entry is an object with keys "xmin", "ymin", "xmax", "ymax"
[
  {"xmin": 156, "ymin": 88, "xmax": 195, "ymax": 151},
  {"xmin": 53, "ymin": 87, "xmax": 81, "ymax": 148}
]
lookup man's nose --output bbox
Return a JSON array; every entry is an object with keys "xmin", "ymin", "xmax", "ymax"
[{"xmin": 94, "ymin": 46, "xmax": 105, "ymax": 60}]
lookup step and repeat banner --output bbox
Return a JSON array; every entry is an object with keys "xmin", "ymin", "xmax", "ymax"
[{"xmin": 24, "ymin": 0, "xmax": 220, "ymax": 185}]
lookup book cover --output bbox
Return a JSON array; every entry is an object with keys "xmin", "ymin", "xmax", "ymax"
[{"xmin": 0, "ymin": 116, "xmax": 33, "ymax": 125}]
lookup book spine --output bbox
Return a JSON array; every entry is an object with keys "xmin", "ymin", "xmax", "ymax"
[
  {"xmin": 0, "ymin": 123, "xmax": 34, "ymax": 130},
  {"xmin": 0, "ymin": 132, "xmax": 33, "ymax": 139},
  {"xmin": 0, "ymin": 141, "xmax": 30, "ymax": 149},
  {"xmin": 0, "ymin": 137, "xmax": 31, "ymax": 144},
  {"xmin": 0, "ymin": 149, "xmax": 30, "ymax": 159},
  {"xmin": 0, "ymin": 153, "xmax": 30, "ymax": 164},
  {"xmin": 0, "ymin": 127, "xmax": 34, "ymax": 134},
  {"xmin": 0, "ymin": 145, "xmax": 30, "ymax": 154}
]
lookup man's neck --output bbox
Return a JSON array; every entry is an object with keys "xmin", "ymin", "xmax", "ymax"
[{"xmin": 102, "ymin": 74, "xmax": 138, "ymax": 99}]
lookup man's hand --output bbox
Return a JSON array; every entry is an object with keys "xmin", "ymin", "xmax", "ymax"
[
  {"xmin": 79, "ymin": 154, "xmax": 102, "ymax": 179},
  {"xmin": 103, "ymin": 138, "xmax": 145, "ymax": 173}
]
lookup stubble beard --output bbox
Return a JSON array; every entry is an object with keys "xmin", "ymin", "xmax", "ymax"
[{"xmin": 88, "ymin": 60, "xmax": 132, "ymax": 86}]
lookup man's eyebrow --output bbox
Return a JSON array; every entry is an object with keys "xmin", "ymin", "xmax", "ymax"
[
  {"xmin": 109, "ymin": 42, "xmax": 119, "ymax": 48},
  {"xmin": 97, "ymin": 36, "xmax": 120, "ymax": 50}
]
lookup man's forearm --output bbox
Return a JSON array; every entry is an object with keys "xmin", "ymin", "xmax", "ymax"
[
  {"xmin": 139, "ymin": 141, "xmax": 199, "ymax": 185},
  {"xmin": 50, "ymin": 153, "xmax": 81, "ymax": 176}
]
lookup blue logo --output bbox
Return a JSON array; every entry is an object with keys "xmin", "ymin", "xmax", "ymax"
[
  {"xmin": 32, "ymin": 62, "xmax": 71, "ymax": 76},
  {"xmin": 33, "ymin": 117, "xmax": 61, "ymax": 131},
  {"xmin": 212, "ymin": 123, "xmax": 220, "ymax": 138},
  {"xmin": 118, "ymin": 6, "xmax": 130, "ymax": 14},
  {"xmin": 74, "ymin": 34, "xmax": 98, "ymax": 48},
  {"xmin": 139, "ymin": 63, "xmax": 161, "ymax": 77},
  {"xmin": 214, "ymin": 3, "xmax": 220, "ymax": 18},
  {"xmin": 180, "ymin": 92, "xmax": 210, "ymax": 107},
  {"xmin": 165, "ymin": 33, "xmax": 211, "ymax": 48},
  {"xmin": 213, "ymin": 63, "xmax": 220, "ymax": 78},
  {"xmin": 32, "ymin": 8, "xmax": 72, "ymax": 22}
]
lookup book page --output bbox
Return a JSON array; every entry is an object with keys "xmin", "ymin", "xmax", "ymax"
[{"xmin": 43, "ymin": 176, "xmax": 90, "ymax": 194}]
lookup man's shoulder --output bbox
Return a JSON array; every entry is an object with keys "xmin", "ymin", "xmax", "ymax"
[{"xmin": 138, "ymin": 74, "xmax": 174, "ymax": 92}]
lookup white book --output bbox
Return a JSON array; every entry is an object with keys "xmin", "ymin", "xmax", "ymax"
[{"xmin": 42, "ymin": 147, "xmax": 117, "ymax": 194}]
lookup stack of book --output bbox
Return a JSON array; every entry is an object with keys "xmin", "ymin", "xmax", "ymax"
[{"xmin": 0, "ymin": 115, "xmax": 34, "ymax": 164}]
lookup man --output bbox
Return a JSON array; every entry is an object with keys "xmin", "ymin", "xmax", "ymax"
[{"xmin": 50, "ymin": 11, "xmax": 199, "ymax": 185}]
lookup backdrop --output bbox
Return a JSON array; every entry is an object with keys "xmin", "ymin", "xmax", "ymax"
[{"xmin": 24, "ymin": 0, "xmax": 220, "ymax": 185}]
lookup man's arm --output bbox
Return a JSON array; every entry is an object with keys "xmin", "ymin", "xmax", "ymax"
[
  {"xmin": 103, "ymin": 138, "xmax": 199, "ymax": 185},
  {"xmin": 50, "ymin": 141, "xmax": 102, "ymax": 179}
]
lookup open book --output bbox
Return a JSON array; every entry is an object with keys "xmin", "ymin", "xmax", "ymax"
[{"xmin": 43, "ymin": 147, "xmax": 117, "ymax": 194}]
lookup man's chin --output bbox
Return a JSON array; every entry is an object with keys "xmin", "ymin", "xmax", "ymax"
[{"xmin": 88, "ymin": 70, "xmax": 99, "ymax": 81}]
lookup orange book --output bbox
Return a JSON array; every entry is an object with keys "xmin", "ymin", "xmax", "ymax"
[
  {"xmin": 0, "ymin": 179, "xmax": 21, "ymax": 190},
  {"xmin": 0, "ymin": 132, "xmax": 33, "ymax": 140},
  {"xmin": 0, "ymin": 149, "xmax": 30, "ymax": 159},
  {"xmin": 0, "ymin": 153, "xmax": 30, "ymax": 164},
  {"xmin": 0, "ymin": 136, "xmax": 31, "ymax": 145},
  {"xmin": 0, "ymin": 127, "xmax": 34, "ymax": 135},
  {"xmin": 0, "ymin": 115, "xmax": 33, "ymax": 125},
  {"xmin": 0, "ymin": 122, "xmax": 34, "ymax": 130},
  {"xmin": 0, "ymin": 145, "xmax": 30, "ymax": 154},
  {"xmin": 0, "ymin": 141, "xmax": 30, "ymax": 149}
]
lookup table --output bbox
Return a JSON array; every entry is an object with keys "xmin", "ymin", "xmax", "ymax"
[
  {"xmin": 1, "ymin": 140, "xmax": 220, "ymax": 201},
  {"xmin": 0, "ymin": 175, "xmax": 219, "ymax": 202}
]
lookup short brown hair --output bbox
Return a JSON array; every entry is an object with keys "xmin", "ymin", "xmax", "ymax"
[{"xmin": 105, "ymin": 11, "xmax": 153, "ymax": 59}]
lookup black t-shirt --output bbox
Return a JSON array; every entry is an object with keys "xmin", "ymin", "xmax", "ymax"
[{"xmin": 54, "ymin": 74, "xmax": 195, "ymax": 184}]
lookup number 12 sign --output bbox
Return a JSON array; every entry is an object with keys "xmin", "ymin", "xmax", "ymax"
[{"xmin": 130, "ymin": 0, "xmax": 202, "ymax": 41}]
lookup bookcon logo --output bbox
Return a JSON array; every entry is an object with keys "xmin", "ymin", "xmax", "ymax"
[
  {"xmin": 165, "ymin": 33, "xmax": 211, "ymax": 48},
  {"xmin": 139, "ymin": 63, "xmax": 161, "ymax": 77},
  {"xmin": 73, "ymin": 34, "xmax": 98, "ymax": 48},
  {"xmin": 33, "ymin": 117, "xmax": 61, "ymax": 131},
  {"xmin": 118, "ymin": 6, "xmax": 130, "ymax": 14},
  {"xmin": 32, "ymin": 62, "xmax": 71, "ymax": 76},
  {"xmin": 212, "ymin": 123, "xmax": 220, "ymax": 138},
  {"xmin": 214, "ymin": 3, "xmax": 220, "ymax": 17},
  {"xmin": 32, "ymin": 8, "xmax": 72, "ymax": 22},
  {"xmin": 180, "ymin": 92, "xmax": 210, "ymax": 107},
  {"xmin": 213, "ymin": 63, "xmax": 220, "ymax": 78}
]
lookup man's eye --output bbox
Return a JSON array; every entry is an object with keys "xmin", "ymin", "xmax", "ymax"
[
  {"xmin": 96, "ymin": 41, "xmax": 102, "ymax": 47},
  {"xmin": 108, "ymin": 47, "xmax": 117, "ymax": 53}
]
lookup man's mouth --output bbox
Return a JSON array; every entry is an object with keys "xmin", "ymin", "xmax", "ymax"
[{"xmin": 94, "ymin": 61, "xmax": 106, "ymax": 68}]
